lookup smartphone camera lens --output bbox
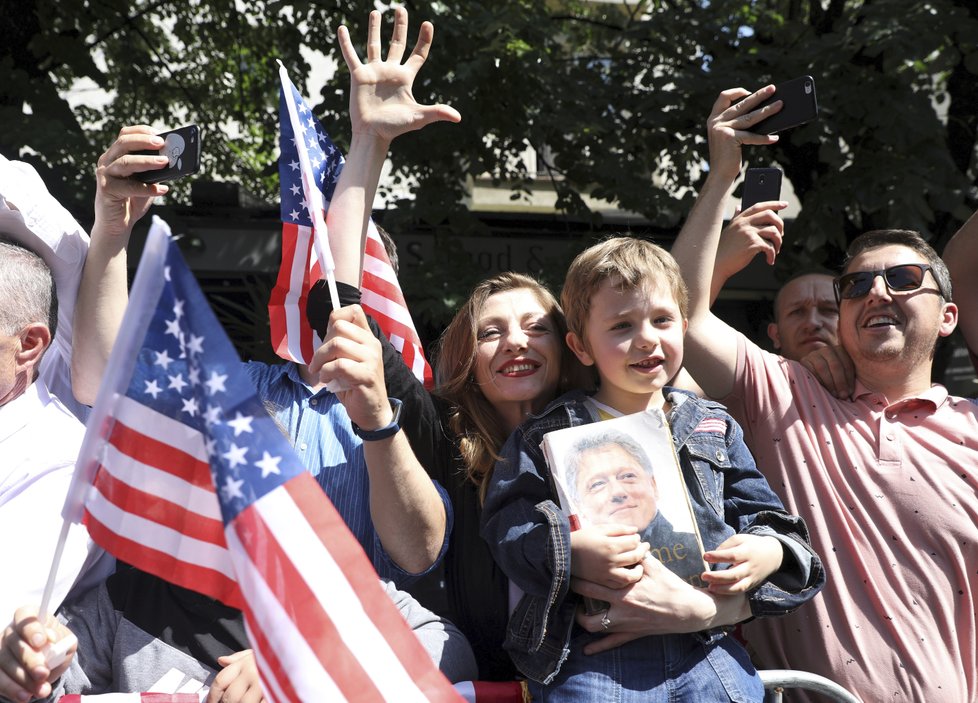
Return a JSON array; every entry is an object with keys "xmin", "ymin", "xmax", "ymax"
[{"xmin": 804, "ymin": 80, "xmax": 813, "ymax": 94}]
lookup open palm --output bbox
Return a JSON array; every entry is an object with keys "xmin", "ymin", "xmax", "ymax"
[{"xmin": 338, "ymin": 8, "xmax": 460, "ymax": 143}]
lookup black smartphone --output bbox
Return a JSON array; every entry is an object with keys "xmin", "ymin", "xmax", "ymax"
[
  {"xmin": 741, "ymin": 167, "xmax": 783, "ymax": 210},
  {"xmin": 752, "ymin": 76, "xmax": 818, "ymax": 135},
  {"xmin": 134, "ymin": 125, "xmax": 202, "ymax": 183}
]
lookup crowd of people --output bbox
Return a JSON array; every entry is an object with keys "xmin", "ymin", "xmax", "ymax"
[{"xmin": 0, "ymin": 7, "xmax": 976, "ymax": 703}]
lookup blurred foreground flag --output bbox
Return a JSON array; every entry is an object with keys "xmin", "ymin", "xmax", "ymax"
[
  {"xmin": 271, "ymin": 67, "xmax": 433, "ymax": 387},
  {"xmin": 64, "ymin": 216, "xmax": 461, "ymax": 702}
]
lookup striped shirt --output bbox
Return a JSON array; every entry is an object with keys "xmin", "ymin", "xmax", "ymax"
[{"xmin": 244, "ymin": 360, "xmax": 431, "ymax": 584}]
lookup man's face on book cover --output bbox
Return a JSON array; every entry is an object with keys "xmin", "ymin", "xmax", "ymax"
[{"xmin": 575, "ymin": 443, "xmax": 658, "ymax": 530}]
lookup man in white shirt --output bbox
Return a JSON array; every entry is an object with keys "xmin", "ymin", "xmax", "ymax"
[{"xmin": 0, "ymin": 161, "xmax": 111, "ymax": 618}]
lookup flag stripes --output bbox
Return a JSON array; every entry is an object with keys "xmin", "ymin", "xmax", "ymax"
[
  {"xmin": 69, "ymin": 219, "xmax": 462, "ymax": 702},
  {"xmin": 273, "ymin": 70, "xmax": 433, "ymax": 387}
]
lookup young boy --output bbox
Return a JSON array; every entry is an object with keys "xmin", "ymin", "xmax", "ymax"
[{"xmin": 480, "ymin": 237, "xmax": 824, "ymax": 701}]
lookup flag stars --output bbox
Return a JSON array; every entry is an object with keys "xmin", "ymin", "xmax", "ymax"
[
  {"xmin": 168, "ymin": 373, "xmax": 188, "ymax": 393},
  {"xmin": 144, "ymin": 379, "xmax": 163, "ymax": 399},
  {"xmin": 289, "ymin": 209, "xmax": 300, "ymax": 221},
  {"xmin": 186, "ymin": 334, "xmax": 205, "ymax": 356},
  {"xmin": 255, "ymin": 451, "xmax": 282, "ymax": 478},
  {"xmin": 289, "ymin": 183, "xmax": 301, "ymax": 196},
  {"xmin": 154, "ymin": 350, "xmax": 174, "ymax": 370},
  {"xmin": 173, "ymin": 299, "xmax": 185, "ymax": 320},
  {"xmin": 227, "ymin": 412, "xmax": 254, "ymax": 436},
  {"xmin": 203, "ymin": 404, "xmax": 222, "ymax": 427},
  {"xmin": 222, "ymin": 443, "xmax": 248, "ymax": 469},
  {"xmin": 164, "ymin": 266, "xmax": 171, "ymax": 281},
  {"xmin": 188, "ymin": 365, "xmax": 201, "ymax": 386},
  {"xmin": 289, "ymin": 160, "xmax": 300, "ymax": 171},
  {"xmin": 204, "ymin": 436, "xmax": 218, "ymax": 458},
  {"xmin": 221, "ymin": 475, "xmax": 245, "ymax": 501},
  {"xmin": 204, "ymin": 371, "xmax": 227, "ymax": 395},
  {"xmin": 164, "ymin": 318, "xmax": 182, "ymax": 338},
  {"xmin": 181, "ymin": 397, "xmax": 199, "ymax": 417}
]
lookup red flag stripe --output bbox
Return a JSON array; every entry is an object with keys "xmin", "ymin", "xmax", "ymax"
[
  {"xmin": 282, "ymin": 480, "xmax": 461, "ymax": 700},
  {"xmin": 243, "ymin": 609, "xmax": 304, "ymax": 703},
  {"xmin": 111, "ymin": 396, "xmax": 209, "ymax": 464},
  {"xmin": 91, "ymin": 465, "xmax": 224, "ymax": 545},
  {"xmin": 107, "ymin": 421, "xmax": 214, "ymax": 491},
  {"xmin": 268, "ymin": 222, "xmax": 302, "ymax": 356},
  {"xmin": 360, "ymin": 292, "xmax": 426, "ymax": 350},
  {"xmin": 359, "ymin": 271, "xmax": 415, "ymax": 322},
  {"xmin": 270, "ymin": 223, "xmax": 316, "ymax": 363},
  {"xmin": 84, "ymin": 510, "xmax": 242, "ymax": 609},
  {"xmin": 84, "ymin": 485, "xmax": 232, "ymax": 574},
  {"xmin": 229, "ymin": 492, "xmax": 391, "ymax": 701}
]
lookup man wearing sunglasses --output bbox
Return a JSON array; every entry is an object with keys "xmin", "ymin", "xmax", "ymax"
[{"xmin": 671, "ymin": 93, "xmax": 978, "ymax": 703}]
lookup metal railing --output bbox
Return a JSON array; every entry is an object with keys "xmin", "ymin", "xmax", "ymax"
[{"xmin": 761, "ymin": 669, "xmax": 861, "ymax": 703}]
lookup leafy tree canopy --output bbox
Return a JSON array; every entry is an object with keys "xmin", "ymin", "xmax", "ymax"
[{"xmin": 3, "ymin": 0, "xmax": 977, "ymax": 294}]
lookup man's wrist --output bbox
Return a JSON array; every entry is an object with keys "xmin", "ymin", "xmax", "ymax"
[{"xmin": 351, "ymin": 398, "xmax": 402, "ymax": 441}]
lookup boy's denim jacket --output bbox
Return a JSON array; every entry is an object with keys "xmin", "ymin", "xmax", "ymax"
[{"xmin": 480, "ymin": 388, "xmax": 825, "ymax": 684}]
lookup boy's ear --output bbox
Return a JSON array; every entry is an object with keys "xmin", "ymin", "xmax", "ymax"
[
  {"xmin": 766, "ymin": 322, "xmax": 782, "ymax": 350},
  {"xmin": 565, "ymin": 331, "xmax": 595, "ymax": 367}
]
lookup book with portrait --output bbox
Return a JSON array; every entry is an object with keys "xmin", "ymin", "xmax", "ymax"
[{"xmin": 541, "ymin": 408, "xmax": 708, "ymax": 589}]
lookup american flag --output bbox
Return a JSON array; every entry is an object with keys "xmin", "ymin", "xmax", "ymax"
[
  {"xmin": 64, "ymin": 218, "xmax": 461, "ymax": 702},
  {"xmin": 270, "ymin": 69, "xmax": 433, "ymax": 387}
]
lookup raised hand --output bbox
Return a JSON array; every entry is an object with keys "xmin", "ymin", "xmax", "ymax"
[
  {"xmin": 705, "ymin": 86, "xmax": 781, "ymax": 184},
  {"xmin": 94, "ymin": 125, "xmax": 170, "ymax": 239},
  {"xmin": 711, "ymin": 201, "xmax": 787, "ymax": 303},
  {"xmin": 337, "ymin": 7, "xmax": 461, "ymax": 144},
  {"xmin": 308, "ymin": 304, "xmax": 390, "ymax": 430}
]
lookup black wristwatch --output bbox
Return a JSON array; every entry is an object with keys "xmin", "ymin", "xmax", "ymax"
[{"xmin": 351, "ymin": 398, "xmax": 403, "ymax": 441}]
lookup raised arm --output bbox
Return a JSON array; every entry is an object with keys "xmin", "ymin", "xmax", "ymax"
[
  {"xmin": 710, "ymin": 202, "xmax": 787, "ymax": 304},
  {"xmin": 327, "ymin": 7, "xmax": 460, "ymax": 285},
  {"xmin": 309, "ymin": 304, "xmax": 447, "ymax": 573},
  {"xmin": 943, "ymin": 209, "xmax": 978, "ymax": 364},
  {"xmin": 669, "ymin": 86, "xmax": 781, "ymax": 400},
  {"xmin": 71, "ymin": 128, "xmax": 169, "ymax": 405}
]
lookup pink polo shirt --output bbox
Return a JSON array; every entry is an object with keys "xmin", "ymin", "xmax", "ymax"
[{"xmin": 728, "ymin": 336, "xmax": 978, "ymax": 702}]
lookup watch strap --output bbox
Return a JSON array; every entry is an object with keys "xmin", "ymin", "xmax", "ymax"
[{"xmin": 351, "ymin": 398, "xmax": 403, "ymax": 441}]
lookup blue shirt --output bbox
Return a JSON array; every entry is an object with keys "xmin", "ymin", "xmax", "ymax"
[{"xmin": 244, "ymin": 360, "xmax": 449, "ymax": 584}]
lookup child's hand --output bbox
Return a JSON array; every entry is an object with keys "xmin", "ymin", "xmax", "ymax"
[
  {"xmin": 570, "ymin": 524, "xmax": 649, "ymax": 588},
  {"xmin": 701, "ymin": 533, "xmax": 784, "ymax": 594}
]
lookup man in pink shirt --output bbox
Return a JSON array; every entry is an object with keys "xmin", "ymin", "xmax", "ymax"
[{"xmin": 671, "ymin": 86, "xmax": 978, "ymax": 702}]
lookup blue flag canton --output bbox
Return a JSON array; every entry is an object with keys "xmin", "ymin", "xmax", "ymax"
[
  {"xmin": 125, "ymin": 241, "xmax": 308, "ymax": 523},
  {"xmin": 278, "ymin": 80, "xmax": 345, "ymax": 225}
]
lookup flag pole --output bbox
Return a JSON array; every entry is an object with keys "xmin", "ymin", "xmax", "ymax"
[
  {"xmin": 277, "ymin": 60, "xmax": 341, "ymax": 314},
  {"xmin": 36, "ymin": 518, "xmax": 72, "ymax": 621}
]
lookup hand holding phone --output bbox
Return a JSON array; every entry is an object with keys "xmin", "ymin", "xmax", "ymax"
[
  {"xmin": 134, "ymin": 125, "xmax": 201, "ymax": 183},
  {"xmin": 741, "ymin": 167, "xmax": 783, "ymax": 210},
  {"xmin": 751, "ymin": 76, "xmax": 818, "ymax": 134}
]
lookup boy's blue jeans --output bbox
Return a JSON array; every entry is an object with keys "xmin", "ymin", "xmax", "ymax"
[{"xmin": 526, "ymin": 629, "xmax": 765, "ymax": 703}]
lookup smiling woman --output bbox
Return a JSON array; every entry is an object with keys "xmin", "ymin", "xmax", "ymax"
[
  {"xmin": 435, "ymin": 273, "xmax": 587, "ymax": 498},
  {"xmin": 388, "ymin": 271, "xmax": 589, "ymax": 680}
]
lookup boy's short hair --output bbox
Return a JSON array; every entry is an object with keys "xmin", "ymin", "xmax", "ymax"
[{"xmin": 561, "ymin": 236, "xmax": 688, "ymax": 344}]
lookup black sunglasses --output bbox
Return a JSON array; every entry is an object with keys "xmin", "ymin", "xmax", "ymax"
[{"xmin": 833, "ymin": 263, "xmax": 947, "ymax": 304}]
